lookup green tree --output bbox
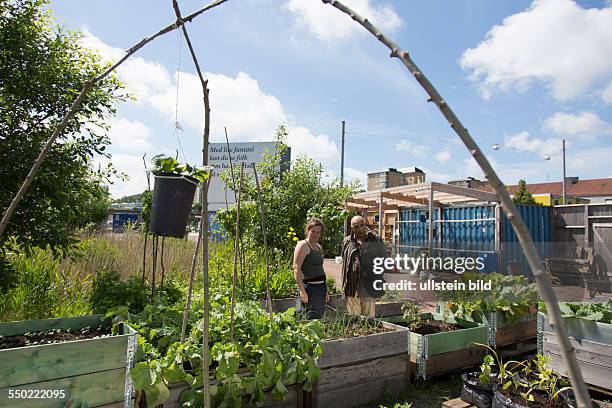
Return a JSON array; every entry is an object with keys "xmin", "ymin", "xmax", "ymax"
[
  {"xmin": 0, "ymin": 0, "xmax": 126, "ymax": 255},
  {"xmin": 215, "ymin": 126, "xmax": 359, "ymax": 256},
  {"xmin": 512, "ymin": 179, "xmax": 536, "ymax": 205}
]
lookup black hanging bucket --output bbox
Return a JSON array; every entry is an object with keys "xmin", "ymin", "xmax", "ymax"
[{"xmin": 149, "ymin": 173, "xmax": 198, "ymax": 238}]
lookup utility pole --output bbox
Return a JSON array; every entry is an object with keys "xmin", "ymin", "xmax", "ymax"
[
  {"xmin": 340, "ymin": 120, "xmax": 345, "ymax": 187},
  {"xmin": 562, "ymin": 139, "xmax": 566, "ymax": 205}
]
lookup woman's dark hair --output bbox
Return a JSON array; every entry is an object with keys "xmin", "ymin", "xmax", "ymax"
[{"xmin": 305, "ymin": 217, "xmax": 325, "ymax": 237}]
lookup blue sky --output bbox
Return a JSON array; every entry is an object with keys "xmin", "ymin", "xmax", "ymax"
[{"xmin": 49, "ymin": 0, "xmax": 612, "ymax": 197}]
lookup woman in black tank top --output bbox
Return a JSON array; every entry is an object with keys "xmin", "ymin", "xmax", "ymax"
[{"xmin": 292, "ymin": 218, "xmax": 329, "ymax": 319}]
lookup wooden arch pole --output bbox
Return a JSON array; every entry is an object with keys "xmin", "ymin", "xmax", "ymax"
[
  {"xmin": 0, "ymin": 0, "xmax": 229, "ymax": 241},
  {"xmin": 321, "ymin": 1, "xmax": 591, "ymax": 406}
]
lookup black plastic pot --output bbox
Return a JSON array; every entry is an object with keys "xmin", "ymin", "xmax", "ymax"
[
  {"xmin": 461, "ymin": 372, "xmax": 494, "ymax": 408},
  {"xmin": 491, "ymin": 389, "xmax": 592, "ymax": 408},
  {"xmin": 149, "ymin": 172, "xmax": 198, "ymax": 238}
]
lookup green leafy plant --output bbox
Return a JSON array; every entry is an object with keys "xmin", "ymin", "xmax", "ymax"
[
  {"xmin": 122, "ymin": 297, "xmax": 324, "ymax": 408},
  {"xmin": 437, "ymin": 273, "xmax": 538, "ymax": 323},
  {"xmin": 152, "ymin": 154, "xmax": 210, "ymax": 183},
  {"xmin": 322, "ymin": 309, "xmax": 386, "ymax": 340},
  {"xmin": 89, "ymin": 270, "xmax": 181, "ymax": 315},
  {"xmin": 401, "ymin": 301, "xmax": 423, "ymax": 331},
  {"xmin": 554, "ymin": 301, "xmax": 612, "ymax": 324}
]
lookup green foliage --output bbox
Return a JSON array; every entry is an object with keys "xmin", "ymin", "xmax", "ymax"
[
  {"xmin": 217, "ymin": 125, "xmax": 359, "ymax": 256},
  {"xmin": 141, "ymin": 190, "xmax": 153, "ymax": 231},
  {"xmin": 89, "ymin": 270, "xmax": 182, "ymax": 315},
  {"xmin": 550, "ymin": 301, "xmax": 612, "ymax": 324},
  {"xmin": 151, "ymin": 154, "xmax": 210, "ymax": 183},
  {"xmin": 0, "ymin": 249, "xmax": 91, "ymax": 321},
  {"xmin": 123, "ymin": 297, "xmax": 324, "ymax": 408},
  {"xmin": 321, "ymin": 310, "xmax": 386, "ymax": 340},
  {"xmin": 512, "ymin": 179, "xmax": 536, "ymax": 205},
  {"xmin": 0, "ymin": 0, "xmax": 127, "ymax": 255},
  {"xmin": 437, "ymin": 273, "xmax": 538, "ymax": 323},
  {"xmin": 326, "ymin": 277, "xmax": 339, "ymax": 295},
  {"xmin": 401, "ymin": 301, "xmax": 423, "ymax": 331},
  {"xmin": 475, "ymin": 344, "xmax": 570, "ymax": 405}
]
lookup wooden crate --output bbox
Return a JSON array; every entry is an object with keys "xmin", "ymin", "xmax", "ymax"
[
  {"xmin": 437, "ymin": 302, "xmax": 537, "ymax": 348},
  {"xmin": 313, "ymin": 319, "xmax": 410, "ymax": 407},
  {"xmin": 0, "ymin": 315, "xmax": 137, "ymax": 408},
  {"xmin": 538, "ymin": 310, "xmax": 612, "ymax": 392},
  {"xmin": 384, "ymin": 313, "xmax": 488, "ymax": 380},
  {"xmin": 261, "ymin": 296, "xmax": 404, "ymax": 318}
]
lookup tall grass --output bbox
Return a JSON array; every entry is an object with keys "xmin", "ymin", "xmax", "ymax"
[
  {"xmin": 0, "ymin": 250, "xmax": 91, "ymax": 321},
  {"xmin": 0, "ymin": 231, "xmax": 298, "ymax": 321}
]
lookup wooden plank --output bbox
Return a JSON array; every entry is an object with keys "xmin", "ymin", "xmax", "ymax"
[
  {"xmin": 315, "ymin": 374, "xmax": 407, "ymax": 408},
  {"xmin": 0, "ymin": 315, "xmax": 107, "ymax": 337},
  {"xmin": 442, "ymin": 397, "xmax": 474, "ymax": 408},
  {"xmin": 423, "ymin": 347, "xmax": 488, "ymax": 378},
  {"xmin": 495, "ymin": 319, "xmax": 537, "ymax": 347},
  {"xmin": 539, "ymin": 312, "xmax": 612, "ymax": 344},
  {"xmin": 380, "ymin": 191, "xmax": 442, "ymax": 207},
  {"xmin": 0, "ymin": 368, "xmax": 126, "ymax": 408},
  {"xmin": 543, "ymin": 336, "xmax": 612, "ymax": 369},
  {"xmin": 0, "ymin": 335, "xmax": 129, "ymax": 387},
  {"xmin": 316, "ymin": 355, "xmax": 408, "ymax": 392},
  {"xmin": 547, "ymin": 352, "xmax": 612, "ymax": 391},
  {"xmin": 375, "ymin": 302, "xmax": 403, "ymax": 317},
  {"xmin": 318, "ymin": 322, "xmax": 408, "ymax": 369},
  {"xmin": 426, "ymin": 325, "xmax": 488, "ymax": 355}
]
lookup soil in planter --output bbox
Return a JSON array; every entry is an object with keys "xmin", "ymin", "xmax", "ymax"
[
  {"xmin": 412, "ymin": 319, "xmax": 461, "ymax": 335},
  {"xmin": 499, "ymin": 387, "xmax": 569, "ymax": 408},
  {"xmin": 323, "ymin": 321, "xmax": 392, "ymax": 340},
  {"xmin": 0, "ymin": 325, "xmax": 111, "ymax": 350}
]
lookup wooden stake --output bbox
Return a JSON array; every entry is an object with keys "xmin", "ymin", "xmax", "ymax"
[
  {"xmin": 230, "ymin": 162, "xmax": 245, "ymax": 341},
  {"xmin": 321, "ymin": 1, "xmax": 591, "ymax": 406},
  {"xmin": 253, "ymin": 163, "xmax": 273, "ymax": 320},
  {"xmin": 170, "ymin": 1, "xmax": 215, "ymax": 406}
]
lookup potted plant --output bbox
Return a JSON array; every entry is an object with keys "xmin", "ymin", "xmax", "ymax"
[{"xmin": 149, "ymin": 155, "xmax": 210, "ymax": 238}]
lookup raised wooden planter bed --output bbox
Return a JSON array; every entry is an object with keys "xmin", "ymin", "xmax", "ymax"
[
  {"xmin": 0, "ymin": 314, "xmax": 137, "ymax": 408},
  {"xmin": 313, "ymin": 319, "xmax": 409, "ymax": 408},
  {"xmin": 437, "ymin": 303, "xmax": 537, "ymax": 349},
  {"xmin": 260, "ymin": 296, "xmax": 404, "ymax": 318},
  {"xmin": 384, "ymin": 313, "xmax": 488, "ymax": 380},
  {"xmin": 538, "ymin": 309, "xmax": 612, "ymax": 392}
]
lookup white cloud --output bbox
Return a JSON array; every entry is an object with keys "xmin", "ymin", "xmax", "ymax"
[
  {"xmin": 543, "ymin": 111, "xmax": 612, "ymax": 136},
  {"xmin": 80, "ymin": 29, "xmax": 342, "ymax": 194},
  {"xmin": 435, "ymin": 150, "xmax": 451, "ymax": 163},
  {"xmin": 345, "ymin": 167, "xmax": 368, "ymax": 188},
  {"xmin": 287, "ymin": 126, "xmax": 339, "ymax": 167},
  {"xmin": 460, "ymin": 0, "xmax": 612, "ymax": 100},
  {"xmin": 504, "ymin": 131, "xmax": 562, "ymax": 156},
  {"xmin": 284, "ymin": 0, "xmax": 403, "ymax": 42},
  {"xmin": 394, "ymin": 139, "xmax": 428, "ymax": 157},
  {"xmin": 108, "ymin": 118, "xmax": 152, "ymax": 152},
  {"xmin": 602, "ymin": 82, "xmax": 612, "ymax": 104},
  {"xmin": 95, "ymin": 154, "xmax": 150, "ymax": 198}
]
